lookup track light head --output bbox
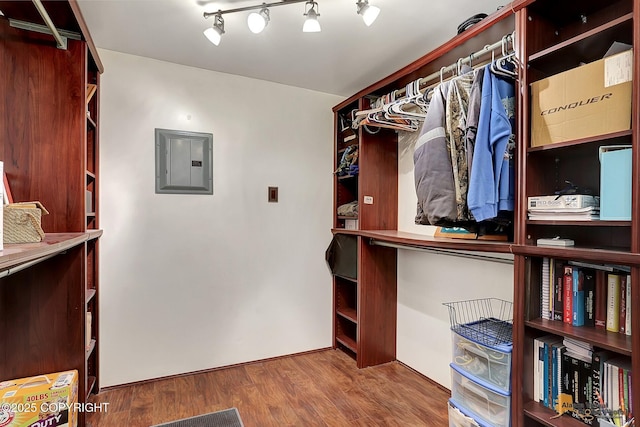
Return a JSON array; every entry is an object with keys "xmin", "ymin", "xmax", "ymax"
[
  {"xmin": 356, "ymin": 0, "xmax": 379, "ymax": 26},
  {"xmin": 204, "ymin": 12, "xmax": 225, "ymax": 46},
  {"xmin": 303, "ymin": 1, "xmax": 321, "ymax": 33},
  {"xmin": 248, "ymin": 6, "xmax": 270, "ymax": 34}
]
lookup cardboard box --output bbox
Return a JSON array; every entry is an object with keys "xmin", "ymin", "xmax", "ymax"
[
  {"xmin": 0, "ymin": 370, "xmax": 78, "ymax": 427},
  {"xmin": 530, "ymin": 50, "xmax": 633, "ymax": 147},
  {"xmin": 599, "ymin": 145, "xmax": 632, "ymax": 220}
]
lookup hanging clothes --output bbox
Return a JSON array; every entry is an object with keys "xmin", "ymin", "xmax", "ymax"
[
  {"xmin": 445, "ymin": 66, "xmax": 474, "ymax": 222},
  {"xmin": 414, "ymin": 81, "xmax": 457, "ymax": 225},
  {"xmin": 467, "ymin": 64, "xmax": 516, "ymax": 222},
  {"xmin": 465, "ymin": 67, "xmax": 485, "ymax": 182}
]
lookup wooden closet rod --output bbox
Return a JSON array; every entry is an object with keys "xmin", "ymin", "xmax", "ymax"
[
  {"xmin": 369, "ymin": 239, "xmax": 514, "ymax": 265},
  {"xmin": 391, "ymin": 32, "xmax": 515, "ymax": 98}
]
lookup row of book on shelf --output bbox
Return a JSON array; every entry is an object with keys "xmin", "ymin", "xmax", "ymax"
[
  {"xmin": 541, "ymin": 258, "xmax": 631, "ymax": 335},
  {"xmin": 534, "ymin": 335, "xmax": 633, "ymax": 426}
]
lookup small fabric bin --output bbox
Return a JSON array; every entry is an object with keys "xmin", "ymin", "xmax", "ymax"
[
  {"xmin": 3, "ymin": 201, "xmax": 49, "ymax": 243},
  {"xmin": 452, "ymin": 330, "xmax": 512, "ymax": 392},
  {"xmin": 450, "ymin": 363, "xmax": 511, "ymax": 427}
]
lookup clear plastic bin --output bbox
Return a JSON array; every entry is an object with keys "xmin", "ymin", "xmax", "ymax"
[
  {"xmin": 450, "ymin": 364, "xmax": 511, "ymax": 427},
  {"xmin": 452, "ymin": 330, "xmax": 512, "ymax": 392},
  {"xmin": 448, "ymin": 400, "xmax": 487, "ymax": 427}
]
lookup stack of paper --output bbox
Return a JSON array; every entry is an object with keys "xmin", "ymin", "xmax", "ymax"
[{"xmin": 528, "ymin": 206, "xmax": 600, "ymax": 221}]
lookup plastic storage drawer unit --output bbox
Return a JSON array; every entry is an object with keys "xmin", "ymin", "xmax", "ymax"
[
  {"xmin": 451, "ymin": 330, "xmax": 512, "ymax": 392},
  {"xmin": 450, "ymin": 364, "xmax": 511, "ymax": 427}
]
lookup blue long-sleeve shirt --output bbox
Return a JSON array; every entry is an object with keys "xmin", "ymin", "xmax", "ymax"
[{"xmin": 467, "ymin": 65, "xmax": 515, "ymax": 222}]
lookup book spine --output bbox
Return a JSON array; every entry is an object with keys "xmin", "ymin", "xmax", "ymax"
[
  {"xmin": 592, "ymin": 352, "xmax": 603, "ymax": 416},
  {"xmin": 564, "ymin": 266, "xmax": 574, "ymax": 324},
  {"xmin": 554, "ymin": 260, "xmax": 565, "ymax": 321},
  {"xmin": 595, "ymin": 270, "xmax": 607, "ymax": 329},
  {"xmin": 573, "ymin": 268, "xmax": 585, "ymax": 326},
  {"xmin": 534, "ymin": 338, "xmax": 541, "ymax": 403},
  {"xmin": 625, "ymin": 274, "xmax": 631, "ymax": 336},
  {"xmin": 543, "ymin": 342, "xmax": 550, "ymax": 408},
  {"xmin": 620, "ymin": 275, "xmax": 626, "ymax": 334},
  {"xmin": 583, "ymin": 268, "xmax": 596, "ymax": 327},
  {"xmin": 542, "ymin": 258, "xmax": 551, "ymax": 319},
  {"xmin": 606, "ymin": 274, "xmax": 621, "ymax": 333}
]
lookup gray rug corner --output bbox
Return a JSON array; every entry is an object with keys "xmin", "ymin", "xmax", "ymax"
[{"xmin": 151, "ymin": 408, "xmax": 244, "ymax": 427}]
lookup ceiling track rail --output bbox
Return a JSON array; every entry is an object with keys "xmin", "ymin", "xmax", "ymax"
[
  {"xmin": 8, "ymin": 0, "xmax": 82, "ymax": 49},
  {"xmin": 368, "ymin": 239, "xmax": 514, "ymax": 265}
]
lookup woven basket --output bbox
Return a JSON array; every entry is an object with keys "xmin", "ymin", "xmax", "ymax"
[{"xmin": 3, "ymin": 202, "xmax": 49, "ymax": 244}]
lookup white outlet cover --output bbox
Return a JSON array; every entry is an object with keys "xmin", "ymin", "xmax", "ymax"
[{"xmin": 363, "ymin": 196, "xmax": 374, "ymax": 205}]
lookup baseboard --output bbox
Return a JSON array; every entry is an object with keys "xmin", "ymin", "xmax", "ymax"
[
  {"xmin": 396, "ymin": 360, "xmax": 451, "ymax": 394},
  {"xmin": 100, "ymin": 347, "xmax": 333, "ymax": 392}
]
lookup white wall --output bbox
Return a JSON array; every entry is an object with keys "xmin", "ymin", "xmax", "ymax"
[
  {"xmin": 98, "ymin": 50, "xmax": 343, "ymax": 387},
  {"xmin": 395, "ymin": 131, "xmax": 514, "ymax": 389}
]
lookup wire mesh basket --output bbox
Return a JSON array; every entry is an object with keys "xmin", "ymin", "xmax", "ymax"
[{"xmin": 443, "ymin": 298, "xmax": 513, "ymax": 346}]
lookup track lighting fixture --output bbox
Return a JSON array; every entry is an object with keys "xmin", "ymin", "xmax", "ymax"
[
  {"xmin": 203, "ymin": 0, "xmax": 380, "ymax": 45},
  {"xmin": 356, "ymin": 0, "xmax": 380, "ymax": 27},
  {"xmin": 203, "ymin": 12, "xmax": 224, "ymax": 46},
  {"xmin": 302, "ymin": 1, "xmax": 321, "ymax": 33},
  {"xmin": 247, "ymin": 6, "xmax": 270, "ymax": 34}
]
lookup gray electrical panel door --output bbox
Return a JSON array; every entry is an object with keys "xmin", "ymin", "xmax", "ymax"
[{"xmin": 155, "ymin": 128, "xmax": 213, "ymax": 194}]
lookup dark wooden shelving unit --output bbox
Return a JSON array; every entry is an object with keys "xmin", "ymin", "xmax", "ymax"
[
  {"xmin": 0, "ymin": 1, "xmax": 103, "ymax": 425},
  {"xmin": 330, "ymin": 6, "xmax": 516, "ymax": 372},
  {"xmin": 329, "ymin": 0, "xmax": 639, "ymax": 426},
  {"xmin": 512, "ymin": 0, "xmax": 639, "ymax": 426}
]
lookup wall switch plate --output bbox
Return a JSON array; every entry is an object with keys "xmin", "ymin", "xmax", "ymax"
[
  {"xmin": 268, "ymin": 186, "xmax": 278, "ymax": 203},
  {"xmin": 363, "ymin": 196, "xmax": 374, "ymax": 204}
]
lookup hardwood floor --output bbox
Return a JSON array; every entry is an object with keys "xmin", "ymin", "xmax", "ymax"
[{"xmin": 87, "ymin": 349, "xmax": 450, "ymax": 426}]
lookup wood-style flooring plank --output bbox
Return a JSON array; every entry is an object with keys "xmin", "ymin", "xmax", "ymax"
[{"xmin": 87, "ymin": 349, "xmax": 450, "ymax": 427}]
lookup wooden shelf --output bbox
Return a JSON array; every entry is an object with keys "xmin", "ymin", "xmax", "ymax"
[
  {"xmin": 337, "ymin": 307, "xmax": 357, "ymax": 323},
  {"xmin": 523, "ymin": 401, "xmax": 587, "ymax": 427},
  {"xmin": 86, "ymin": 170, "xmax": 96, "ymax": 180},
  {"xmin": 337, "ymin": 174, "xmax": 358, "ymax": 181},
  {"xmin": 86, "ymin": 339, "xmax": 96, "ymax": 359},
  {"xmin": 525, "ymin": 318, "xmax": 632, "ymax": 356},
  {"xmin": 526, "ymin": 220, "xmax": 631, "ymax": 227},
  {"xmin": 334, "ymin": 273, "xmax": 357, "ymax": 283},
  {"xmin": 0, "ymin": 233, "xmax": 100, "ymax": 272},
  {"xmin": 86, "ymin": 212, "xmax": 96, "ymax": 218},
  {"xmin": 336, "ymin": 334, "xmax": 357, "ymax": 353},
  {"xmin": 86, "ymin": 376, "xmax": 96, "ymax": 399},
  {"xmin": 512, "ymin": 244, "xmax": 638, "ymax": 265},
  {"xmin": 527, "ymin": 130, "xmax": 632, "ymax": 153},
  {"xmin": 86, "ymin": 289, "xmax": 96, "ymax": 304},
  {"xmin": 528, "ymin": 13, "xmax": 633, "ymax": 63},
  {"xmin": 333, "ymin": 229, "xmax": 513, "ymax": 254}
]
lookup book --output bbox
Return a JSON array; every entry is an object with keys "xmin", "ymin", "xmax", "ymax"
[
  {"xmin": 606, "ymin": 273, "xmax": 622, "ymax": 333},
  {"xmin": 619, "ymin": 275, "xmax": 626, "ymax": 334},
  {"xmin": 625, "ymin": 274, "xmax": 631, "ymax": 336},
  {"xmin": 564, "ymin": 266, "xmax": 574, "ymax": 324},
  {"xmin": 595, "ymin": 270, "xmax": 608, "ymax": 329},
  {"xmin": 552, "ymin": 342, "xmax": 566, "ymax": 412},
  {"xmin": 539, "ymin": 335, "xmax": 562, "ymax": 408},
  {"xmin": 583, "ymin": 268, "xmax": 596, "ymax": 327},
  {"xmin": 572, "ymin": 267, "xmax": 585, "ymax": 326},
  {"xmin": 542, "ymin": 258, "xmax": 551, "ymax": 319},
  {"xmin": 553, "ymin": 259, "xmax": 565, "ymax": 321},
  {"xmin": 592, "ymin": 351, "xmax": 614, "ymax": 417}
]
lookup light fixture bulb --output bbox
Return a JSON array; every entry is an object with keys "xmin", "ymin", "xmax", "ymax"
[
  {"xmin": 303, "ymin": 2, "xmax": 321, "ymax": 33},
  {"xmin": 204, "ymin": 13, "xmax": 225, "ymax": 46},
  {"xmin": 248, "ymin": 7, "xmax": 269, "ymax": 34},
  {"xmin": 357, "ymin": 1, "xmax": 379, "ymax": 26}
]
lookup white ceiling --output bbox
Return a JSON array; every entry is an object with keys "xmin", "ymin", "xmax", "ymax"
[{"xmin": 76, "ymin": 0, "xmax": 508, "ymax": 96}]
